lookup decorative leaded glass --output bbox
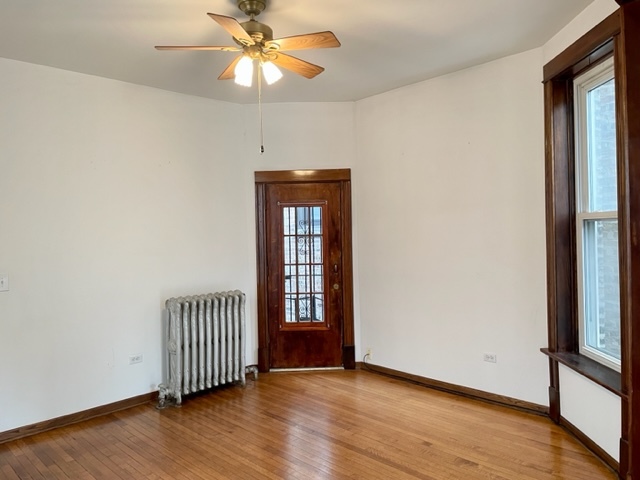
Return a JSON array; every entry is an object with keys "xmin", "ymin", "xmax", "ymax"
[{"xmin": 283, "ymin": 206, "xmax": 324, "ymax": 323}]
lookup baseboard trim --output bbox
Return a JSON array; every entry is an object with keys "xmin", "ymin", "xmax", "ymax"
[
  {"xmin": 559, "ymin": 416, "xmax": 619, "ymax": 474},
  {"xmin": 356, "ymin": 361, "xmax": 549, "ymax": 416},
  {"xmin": 0, "ymin": 391, "xmax": 156, "ymax": 445}
]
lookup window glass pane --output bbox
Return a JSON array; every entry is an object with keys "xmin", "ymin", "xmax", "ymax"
[
  {"xmin": 587, "ymin": 78, "xmax": 617, "ymax": 212},
  {"xmin": 284, "ymin": 266, "xmax": 295, "ymax": 293},
  {"xmin": 284, "ymin": 237, "xmax": 295, "ymax": 264},
  {"xmin": 312, "ymin": 236, "xmax": 322, "ymax": 264},
  {"xmin": 312, "ymin": 295, "xmax": 324, "ymax": 322},
  {"xmin": 313, "ymin": 265, "xmax": 323, "ymax": 293},
  {"xmin": 284, "ymin": 208, "xmax": 296, "ymax": 235},
  {"xmin": 296, "ymin": 207, "xmax": 309, "ymax": 234},
  {"xmin": 297, "ymin": 236, "xmax": 309, "ymax": 264},
  {"xmin": 285, "ymin": 294, "xmax": 296, "ymax": 323},
  {"xmin": 583, "ymin": 219, "xmax": 620, "ymax": 361},
  {"xmin": 311, "ymin": 206, "xmax": 322, "ymax": 234},
  {"xmin": 298, "ymin": 265, "xmax": 310, "ymax": 293}
]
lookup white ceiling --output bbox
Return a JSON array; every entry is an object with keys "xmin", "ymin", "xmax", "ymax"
[{"xmin": 0, "ymin": 0, "xmax": 594, "ymax": 104}]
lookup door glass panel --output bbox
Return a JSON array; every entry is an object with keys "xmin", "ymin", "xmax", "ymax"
[{"xmin": 282, "ymin": 205, "xmax": 325, "ymax": 324}]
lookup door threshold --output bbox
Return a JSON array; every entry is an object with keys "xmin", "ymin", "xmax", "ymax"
[{"xmin": 270, "ymin": 367, "xmax": 345, "ymax": 373}]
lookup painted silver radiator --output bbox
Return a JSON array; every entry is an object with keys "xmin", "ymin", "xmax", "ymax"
[{"xmin": 157, "ymin": 291, "xmax": 256, "ymax": 408}]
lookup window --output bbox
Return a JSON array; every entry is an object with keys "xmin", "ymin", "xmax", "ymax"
[
  {"xmin": 573, "ymin": 57, "xmax": 620, "ymax": 371},
  {"xmin": 282, "ymin": 205, "xmax": 325, "ymax": 325},
  {"xmin": 542, "ymin": 8, "xmax": 640, "ymax": 474}
]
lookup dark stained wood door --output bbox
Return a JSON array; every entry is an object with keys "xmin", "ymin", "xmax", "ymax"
[{"xmin": 265, "ymin": 181, "xmax": 343, "ymax": 368}]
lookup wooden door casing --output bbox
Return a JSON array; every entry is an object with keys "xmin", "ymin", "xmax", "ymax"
[{"xmin": 255, "ymin": 169, "xmax": 355, "ymax": 372}]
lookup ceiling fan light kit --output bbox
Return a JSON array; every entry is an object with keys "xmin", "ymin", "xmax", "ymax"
[
  {"xmin": 234, "ymin": 55, "xmax": 254, "ymax": 87},
  {"xmin": 261, "ymin": 60, "xmax": 283, "ymax": 85}
]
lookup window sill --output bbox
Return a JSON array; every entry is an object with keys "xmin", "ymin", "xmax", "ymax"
[{"xmin": 540, "ymin": 348, "xmax": 624, "ymax": 398}]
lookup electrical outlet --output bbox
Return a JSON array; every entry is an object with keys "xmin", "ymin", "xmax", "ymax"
[
  {"xmin": 483, "ymin": 353, "xmax": 497, "ymax": 363},
  {"xmin": 129, "ymin": 354, "xmax": 143, "ymax": 365},
  {"xmin": 366, "ymin": 347, "xmax": 372, "ymax": 360},
  {"xmin": 0, "ymin": 274, "xmax": 9, "ymax": 292}
]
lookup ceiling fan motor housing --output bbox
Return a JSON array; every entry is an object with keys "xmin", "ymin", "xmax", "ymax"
[
  {"xmin": 239, "ymin": 19, "xmax": 273, "ymax": 43},
  {"xmin": 237, "ymin": 0, "xmax": 266, "ymax": 17}
]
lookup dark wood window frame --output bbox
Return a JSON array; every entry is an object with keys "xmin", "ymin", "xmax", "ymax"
[
  {"xmin": 542, "ymin": 3, "xmax": 640, "ymax": 478},
  {"xmin": 254, "ymin": 169, "xmax": 356, "ymax": 372}
]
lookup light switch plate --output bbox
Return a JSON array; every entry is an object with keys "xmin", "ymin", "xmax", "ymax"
[{"xmin": 0, "ymin": 274, "xmax": 8, "ymax": 292}]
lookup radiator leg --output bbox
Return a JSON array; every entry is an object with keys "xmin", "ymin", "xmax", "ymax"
[
  {"xmin": 245, "ymin": 365, "xmax": 259, "ymax": 382},
  {"xmin": 157, "ymin": 384, "xmax": 169, "ymax": 410},
  {"xmin": 156, "ymin": 383, "xmax": 183, "ymax": 409}
]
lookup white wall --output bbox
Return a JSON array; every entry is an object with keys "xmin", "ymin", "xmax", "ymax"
[
  {"xmin": 541, "ymin": 0, "xmax": 621, "ymax": 461},
  {"xmin": 354, "ymin": 48, "xmax": 549, "ymax": 405},
  {"xmin": 240, "ymin": 102, "xmax": 357, "ymax": 170},
  {"xmin": 560, "ymin": 365, "xmax": 620, "ymax": 460},
  {"xmin": 0, "ymin": 58, "xmax": 356, "ymax": 432}
]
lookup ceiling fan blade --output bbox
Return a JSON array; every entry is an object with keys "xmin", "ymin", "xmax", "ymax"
[
  {"xmin": 218, "ymin": 55, "xmax": 243, "ymax": 80},
  {"xmin": 271, "ymin": 53, "xmax": 325, "ymax": 79},
  {"xmin": 207, "ymin": 13, "xmax": 254, "ymax": 46},
  {"xmin": 265, "ymin": 31, "xmax": 341, "ymax": 52},
  {"xmin": 155, "ymin": 45, "xmax": 241, "ymax": 51}
]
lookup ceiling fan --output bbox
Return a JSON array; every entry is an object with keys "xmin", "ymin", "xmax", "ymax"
[{"xmin": 155, "ymin": 0, "xmax": 341, "ymax": 87}]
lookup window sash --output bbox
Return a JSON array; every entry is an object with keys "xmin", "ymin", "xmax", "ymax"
[
  {"xmin": 574, "ymin": 58, "xmax": 617, "ymax": 214},
  {"xmin": 576, "ymin": 216, "xmax": 621, "ymax": 370}
]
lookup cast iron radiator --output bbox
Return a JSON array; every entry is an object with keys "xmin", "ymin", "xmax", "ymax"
[{"xmin": 157, "ymin": 291, "xmax": 257, "ymax": 408}]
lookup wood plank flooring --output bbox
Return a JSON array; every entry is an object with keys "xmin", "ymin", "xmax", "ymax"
[{"xmin": 0, "ymin": 370, "xmax": 616, "ymax": 479}]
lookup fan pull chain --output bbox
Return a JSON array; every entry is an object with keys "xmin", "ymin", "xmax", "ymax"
[{"xmin": 258, "ymin": 65, "xmax": 265, "ymax": 154}]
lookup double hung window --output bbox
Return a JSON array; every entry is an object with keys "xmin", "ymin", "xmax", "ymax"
[{"xmin": 573, "ymin": 57, "xmax": 620, "ymax": 371}]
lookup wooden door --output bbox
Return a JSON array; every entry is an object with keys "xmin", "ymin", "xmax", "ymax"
[{"xmin": 255, "ymin": 170, "xmax": 355, "ymax": 371}]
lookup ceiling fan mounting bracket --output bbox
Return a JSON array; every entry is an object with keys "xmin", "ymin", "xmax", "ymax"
[{"xmin": 237, "ymin": 0, "xmax": 266, "ymax": 18}]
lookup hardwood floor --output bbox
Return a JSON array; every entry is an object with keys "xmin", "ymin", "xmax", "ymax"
[{"xmin": 0, "ymin": 370, "xmax": 616, "ymax": 479}]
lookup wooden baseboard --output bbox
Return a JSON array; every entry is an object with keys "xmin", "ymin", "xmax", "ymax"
[
  {"xmin": 0, "ymin": 391, "xmax": 157, "ymax": 445},
  {"xmin": 559, "ymin": 416, "xmax": 619, "ymax": 475},
  {"xmin": 356, "ymin": 361, "xmax": 549, "ymax": 416}
]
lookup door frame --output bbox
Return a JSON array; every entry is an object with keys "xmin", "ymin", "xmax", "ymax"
[{"xmin": 255, "ymin": 169, "xmax": 355, "ymax": 372}]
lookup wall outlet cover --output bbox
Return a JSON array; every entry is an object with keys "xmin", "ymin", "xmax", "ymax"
[
  {"xmin": 129, "ymin": 354, "xmax": 143, "ymax": 365},
  {"xmin": 483, "ymin": 353, "xmax": 497, "ymax": 363},
  {"xmin": 0, "ymin": 274, "xmax": 9, "ymax": 292}
]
